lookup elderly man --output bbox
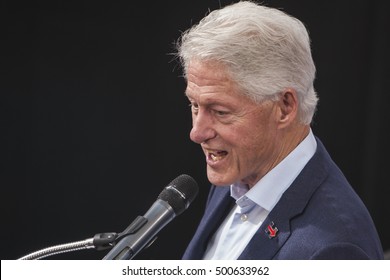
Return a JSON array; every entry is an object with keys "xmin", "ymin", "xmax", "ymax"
[{"xmin": 177, "ymin": 1, "xmax": 383, "ymax": 259}]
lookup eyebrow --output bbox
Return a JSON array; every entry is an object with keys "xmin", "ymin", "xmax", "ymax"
[
  {"xmin": 185, "ymin": 90, "xmax": 197, "ymax": 100},
  {"xmin": 187, "ymin": 96, "xmax": 233, "ymax": 110}
]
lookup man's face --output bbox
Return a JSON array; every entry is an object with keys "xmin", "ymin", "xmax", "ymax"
[{"xmin": 185, "ymin": 60, "xmax": 282, "ymax": 188}]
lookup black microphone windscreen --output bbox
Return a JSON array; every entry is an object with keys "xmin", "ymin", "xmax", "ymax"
[{"xmin": 158, "ymin": 174, "xmax": 199, "ymax": 215}]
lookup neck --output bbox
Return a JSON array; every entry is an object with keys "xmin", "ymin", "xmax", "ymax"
[
  {"xmin": 246, "ymin": 124, "xmax": 310, "ymax": 189},
  {"xmin": 274, "ymin": 124, "xmax": 310, "ymax": 166}
]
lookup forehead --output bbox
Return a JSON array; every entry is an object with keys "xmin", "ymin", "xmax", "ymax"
[
  {"xmin": 186, "ymin": 60, "xmax": 231, "ymax": 84},
  {"xmin": 185, "ymin": 60, "xmax": 244, "ymax": 102}
]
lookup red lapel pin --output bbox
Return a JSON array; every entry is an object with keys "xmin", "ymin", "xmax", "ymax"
[{"xmin": 265, "ymin": 221, "xmax": 278, "ymax": 239}]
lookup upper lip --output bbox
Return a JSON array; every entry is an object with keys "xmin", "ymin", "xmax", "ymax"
[{"xmin": 203, "ymin": 147, "xmax": 227, "ymax": 154}]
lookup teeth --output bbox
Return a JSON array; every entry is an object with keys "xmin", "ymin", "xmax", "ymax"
[{"xmin": 210, "ymin": 153, "xmax": 224, "ymax": 161}]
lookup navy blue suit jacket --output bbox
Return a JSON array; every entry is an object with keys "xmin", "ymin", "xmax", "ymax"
[{"xmin": 183, "ymin": 138, "xmax": 384, "ymax": 259}]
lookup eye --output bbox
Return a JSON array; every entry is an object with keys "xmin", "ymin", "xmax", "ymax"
[
  {"xmin": 189, "ymin": 102, "xmax": 199, "ymax": 113},
  {"xmin": 214, "ymin": 110, "xmax": 228, "ymax": 116}
]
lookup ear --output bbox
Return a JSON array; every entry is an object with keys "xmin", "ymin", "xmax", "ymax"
[{"xmin": 277, "ymin": 88, "xmax": 298, "ymax": 128}]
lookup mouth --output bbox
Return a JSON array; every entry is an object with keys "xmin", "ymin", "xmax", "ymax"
[{"xmin": 207, "ymin": 150, "xmax": 228, "ymax": 163}]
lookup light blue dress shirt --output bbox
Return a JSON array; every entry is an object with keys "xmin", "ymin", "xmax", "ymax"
[{"xmin": 203, "ymin": 130, "xmax": 317, "ymax": 259}]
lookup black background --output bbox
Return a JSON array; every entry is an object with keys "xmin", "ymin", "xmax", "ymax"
[{"xmin": 1, "ymin": 0, "xmax": 389, "ymax": 260}]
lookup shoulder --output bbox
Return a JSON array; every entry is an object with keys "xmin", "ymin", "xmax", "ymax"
[
  {"xmin": 310, "ymin": 243, "xmax": 372, "ymax": 259},
  {"xmin": 274, "ymin": 136, "xmax": 384, "ymax": 259}
]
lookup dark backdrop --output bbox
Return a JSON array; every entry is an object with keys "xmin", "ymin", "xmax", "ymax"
[{"xmin": 1, "ymin": 0, "xmax": 389, "ymax": 260}]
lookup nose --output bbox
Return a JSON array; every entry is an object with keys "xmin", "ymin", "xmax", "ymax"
[{"xmin": 190, "ymin": 110, "xmax": 216, "ymax": 144}]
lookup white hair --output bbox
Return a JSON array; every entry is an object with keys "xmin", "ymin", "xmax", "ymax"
[{"xmin": 177, "ymin": 1, "xmax": 318, "ymax": 124}]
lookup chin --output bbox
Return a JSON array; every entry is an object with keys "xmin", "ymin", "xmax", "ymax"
[{"xmin": 207, "ymin": 170, "xmax": 234, "ymax": 187}]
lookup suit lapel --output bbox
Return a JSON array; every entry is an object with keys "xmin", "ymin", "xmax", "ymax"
[{"xmin": 239, "ymin": 138, "xmax": 329, "ymax": 259}]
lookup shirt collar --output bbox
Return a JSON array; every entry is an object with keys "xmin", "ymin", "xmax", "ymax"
[{"xmin": 231, "ymin": 129, "xmax": 317, "ymax": 211}]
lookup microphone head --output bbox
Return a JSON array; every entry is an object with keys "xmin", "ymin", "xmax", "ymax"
[{"xmin": 158, "ymin": 174, "xmax": 199, "ymax": 215}]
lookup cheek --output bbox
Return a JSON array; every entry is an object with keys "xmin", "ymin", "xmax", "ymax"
[
  {"xmin": 232, "ymin": 124, "xmax": 274, "ymax": 162},
  {"xmin": 226, "ymin": 133, "xmax": 260, "ymax": 169},
  {"xmin": 237, "ymin": 139, "xmax": 265, "ymax": 164}
]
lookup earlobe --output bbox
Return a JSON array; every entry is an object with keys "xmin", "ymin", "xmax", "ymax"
[{"xmin": 278, "ymin": 89, "xmax": 298, "ymax": 127}]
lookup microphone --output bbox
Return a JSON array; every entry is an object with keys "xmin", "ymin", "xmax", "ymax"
[{"xmin": 103, "ymin": 174, "xmax": 198, "ymax": 260}]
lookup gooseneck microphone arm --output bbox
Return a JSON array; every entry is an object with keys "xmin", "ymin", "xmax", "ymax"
[
  {"xmin": 18, "ymin": 232, "xmax": 118, "ymax": 260},
  {"xmin": 18, "ymin": 223, "xmax": 153, "ymax": 260}
]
